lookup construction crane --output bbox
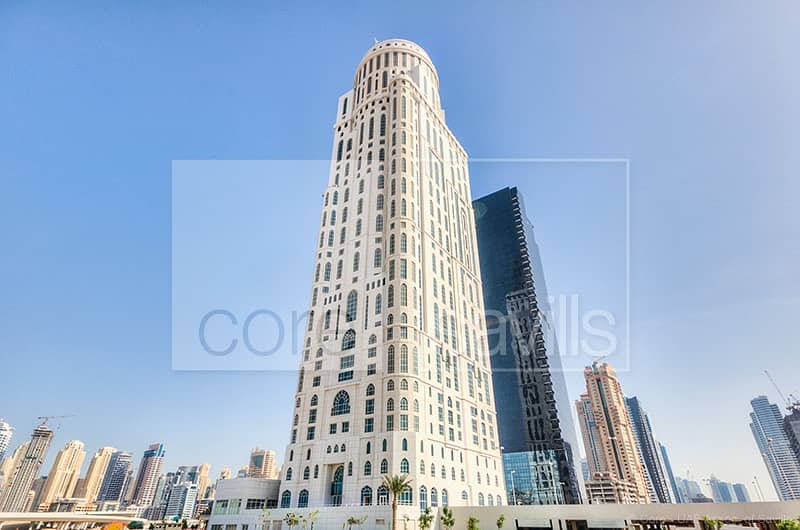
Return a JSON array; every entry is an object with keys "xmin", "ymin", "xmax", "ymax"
[
  {"xmin": 765, "ymin": 371, "xmax": 800, "ymax": 413},
  {"xmin": 36, "ymin": 414, "xmax": 76, "ymax": 426}
]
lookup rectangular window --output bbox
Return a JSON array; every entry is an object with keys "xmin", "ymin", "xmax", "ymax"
[
  {"xmin": 367, "ymin": 363, "xmax": 376, "ymax": 375},
  {"xmin": 400, "ymin": 414, "xmax": 408, "ymax": 431},
  {"xmin": 313, "ymin": 376, "xmax": 321, "ymax": 387},
  {"xmin": 342, "ymin": 421, "xmax": 350, "ymax": 433},
  {"xmin": 213, "ymin": 501, "xmax": 228, "ymax": 515},
  {"xmin": 365, "ymin": 398, "xmax": 374, "ymax": 415},
  {"xmin": 340, "ymin": 355, "xmax": 355, "ymax": 369},
  {"xmin": 246, "ymin": 498, "xmax": 265, "ymax": 510},
  {"xmin": 338, "ymin": 370, "xmax": 354, "ymax": 382},
  {"xmin": 306, "ymin": 427, "xmax": 315, "ymax": 440},
  {"xmin": 386, "ymin": 414, "xmax": 395, "ymax": 431},
  {"xmin": 330, "ymin": 423, "xmax": 337, "ymax": 434},
  {"xmin": 309, "ymin": 409, "xmax": 317, "ymax": 424},
  {"xmin": 365, "ymin": 418, "xmax": 374, "ymax": 433}
]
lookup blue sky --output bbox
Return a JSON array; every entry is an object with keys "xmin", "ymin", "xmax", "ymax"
[{"xmin": 2, "ymin": 1, "xmax": 798, "ymax": 500}]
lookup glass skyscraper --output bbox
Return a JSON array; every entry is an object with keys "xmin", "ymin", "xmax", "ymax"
[
  {"xmin": 750, "ymin": 395, "xmax": 800, "ymax": 500},
  {"xmin": 473, "ymin": 186, "xmax": 581, "ymax": 504},
  {"xmin": 625, "ymin": 396, "xmax": 674, "ymax": 503}
]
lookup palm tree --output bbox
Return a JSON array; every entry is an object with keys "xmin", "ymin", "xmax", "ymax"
[
  {"xmin": 440, "ymin": 506, "xmax": 455, "ymax": 530},
  {"xmin": 702, "ymin": 517, "xmax": 723, "ymax": 530},
  {"xmin": 418, "ymin": 507, "xmax": 434, "ymax": 530},
  {"xmin": 497, "ymin": 514, "xmax": 506, "ymax": 529},
  {"xmin": 381, "ymin": 474, "xmax": 413, "ymax": 530},
  {"xmin": 467, "ymin": 516, "xmax": 480, "ymax": 530}
]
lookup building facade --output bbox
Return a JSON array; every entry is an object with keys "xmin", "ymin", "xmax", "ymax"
[
  {"xmin": 74, "ymin": 446, "xmax": 116, "ymax": 506},
  {"xmin": 248, "ymin": 449, "xmax": 277, "ymax": 479},
  {"xmin": 0, "ymin": 422, "xmax": 54, "ymax": 512},
  {"xmin": 783, "ymin": 406, "xmax": 800, "ymax": 466},
  {"xmin": 37, "ymin": 440, "xmax": 86, "ymax": 510},
  {"xmin": 130, "ymin": 443, "xmax": 165, "ymax": 508},
  {"xmin": 658, "ymin": 443, "xmax": 682, "ymax": 503},
  {"xmin": 281, "ymin": 39, "xmax": 505, "ymax": 509},
  {"xmin": 749, "ymin": 395, "xmax": 800, "ymax": 500},
  {"xmin": 96, "ymin": 450, "xmax": 134, "ymax": 503},
  {"xmin": 625, "ymin": 397, "xmax": 673, "ymax": 503},
  {"xmin": 473, "ymin": 186, "xmax": 581, "ymax": 505},
  {"xmin": 576, "ymin": 363, "xmax": 650, "ymax": 504},
  {"xmin": 0, "ymin": 421, "xmax": 13, "ymax": 463}
]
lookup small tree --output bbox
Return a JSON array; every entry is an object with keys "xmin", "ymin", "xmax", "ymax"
[
  {"xmin": 346, "ymin": 516, "xmax": 368, "ymax": 529},
  {"xmin": 702, "ymin": 517, "xmax": 723, "ymax": 530},
  {"xmin": 306, "ymin": 510, "xmax": 320, "ymax": 530},
  {"xmin": 777, "ymin": 519, "xmax": 800, "ymax": 530},
  {"xmin": 440, "ymin": 506, "xmax": 455, "ymax": 530},
  {"xmin": 259, "ymin": 509, "xmax": 272, "ymax": 530},
  {"xmin": 284, "ymin": 513, "xmax": 301, "ymax": 530},
  {"xmin": 496, "ymin": 515, "xmax": 506, "ymax": 529},
  {"xmin": 419, "ymin": 507, "xmax": 434, "ymax": 530},
  {"xmin": 468, "ymin": 516, "xmax": 480, "ymax": 530}
]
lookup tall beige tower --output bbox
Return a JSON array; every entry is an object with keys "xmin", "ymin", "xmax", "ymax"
[
  {"xmin": 281, "ymin": 39, "xmax": 504, "ymax": 510},
  {"xmin": 37, "ymin": 440, "xmax": 86, "ymax": 510},
  {"xmin": 74, "ymin": 446, "xmax": 115, "ymax": 505},
  {"xmin": 576, "ymin": 363, "xmax": 650, "ymax": 504},
  {"xmin": 196, "ymin": 463, "xmax": 211, "ymax": 500},
  {"xmin": 248, "ymin": 448, "xmax": 276, "ymax": 479}
]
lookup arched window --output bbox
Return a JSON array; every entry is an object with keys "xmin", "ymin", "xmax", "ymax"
[
  {"xmin": 380, "ymin": 459, "xmax": 388, "ymax": 474},
  {"xmin": 400, "ymin": 397, "xmax": 408, "ymax": 411},
  {"xmin": 400, "ymin": 344, "xmax": 408, "ymax": 371},
  {"xmin": 348, "ymin": 461, "xmax": 353, "ymax": 476},
  {"xmin": 400, "ymin": 379, "xmax": 408, "ymax": 390},
  {"xmin": 380, "ymin": 114, "xmax": 386, "ymax": 136},
  {"xmin": 462, "ymin": 490, "xmax": 469, "ymax": 503},
  {"xmin": 314, "ymin": 465, "xmax": 319, "ymax": 478},
  {"xmin": 387, "ymin": 345, "xmax": 395, "ymax": 373},
  {"xmin": 342, "ymin": 329, "xmax": 356, "ymax": 350},
  {"xmin": 364, "ymin": 461, "xmax": 372, "ymax": 475},
  {"xmin": 324, "ymin": 262, "xmax": 331, "ymax": 281},
  {"xmin": 353, "ymin": 252, "xmax": 360, "ymax": 272},
  {"xmin": 285, "ymin": 468, "xmax": 293, "ymax": 480},
  {"xmin": 332, "ymin": 191, "xmax": 339, "ymax": 205},
  {"xmin": 374, "ymin": 248, "xmax": 382, "ymax": 268},
  {"xmin": 387, "ymin": 285, "xmax": 394, "ymax": 307},
  {"xmin": 377, "ymin": 486, "xmax": 389, "ymax": 505},
  {"xmin": 366, "ymin": 384, "xmax": 375, "ymax": 396},
  {"xmin": 361, "ymin": 486, "xmax": 373, "ymax": 506},
  {"xmin": 336, "ymin": 140, "xmax": 343, "ymax": 161},
  {"xmin": 387, "ymin": 379, "xmax": 395, "ymax": 391},
  {"xmin": 332, "ymin": 390, "xmax": 351, "ymax": 416},
  {"xmin": 310, "ymin": 394, "xmax": 318, "ymax": 406},
  {"xmin": 442, "ymin": 489, "xmax": 449, "ymax": 506},
  {"xmin": 280, "ymin": 490, "xmax": 291, "ymax": 508},
  {"xmin": 386, "ymin": 398, "xmax": 395, "ymax": 412},
  {"xmin": 298, "ymin": 490, "xmax": 309, "ymax": 508},
  {"xmin": 382, "ymin": 439, "xmax": 388, "ymax": 451},
  {"xmin": 402, "ymin": 438, "xmax": 408, "ymax": 451},
  {"xmin": 419, "ymin": 486, "xmax": 428, "ymax": 510},
  {"xmin": 488, "ymin": 494, "xmax": 494, "ymax": 506},
  {"xmin": 303, "ymin": 466, "xmax": 310, "ymax": 480},
  {"xmin": 369, "ymin": 117, "xmax": 375, "ymax": 139},
  {"xmin": 376, "ymin": 214, "xmax": 384, "ymax": 232},
  {"xmin": 431, "ymin": 488, "xmax": 439, "ymax": 507},
  {"xmin": 375, "ymin": 293, "xmax": 382, "ymax": 314},
  {"xmin": 400, "ymin": 458, "xmax": 409, "ymax": 473},
  {"xmin": 478, "ymin": 493, "xmax": 485, "ymax": 506},
  {"xmin": 345, "ymin": 291, "xmax": 358, "ymax": 322}
]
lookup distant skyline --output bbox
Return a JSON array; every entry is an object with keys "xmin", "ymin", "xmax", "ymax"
[{"xmin": 2, "ymin": 0, "xmax": 799, "ymax": 504}]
